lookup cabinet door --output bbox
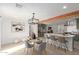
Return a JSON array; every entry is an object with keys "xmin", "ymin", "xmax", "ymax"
[
  {"xmin": 76, "ymin": 18, "xmax": 79, "ymax": 29},
  {"xmin": 74, "ymin": 18, "xmax": 79, "ymax": 41}
]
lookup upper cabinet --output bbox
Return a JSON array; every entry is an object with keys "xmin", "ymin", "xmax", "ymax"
[{"xmin": 64, "ymin": 19, "xmax": 77, "ymax": 32}]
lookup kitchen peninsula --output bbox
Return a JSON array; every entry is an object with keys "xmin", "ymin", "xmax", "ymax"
[{"xmin": 44, "ymin": 33, "xmax": 75, "ymax": 51}]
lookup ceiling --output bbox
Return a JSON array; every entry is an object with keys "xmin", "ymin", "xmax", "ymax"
[{"xmin": 0, "ymin": 3, "xmax": 79, "ymax": 21}]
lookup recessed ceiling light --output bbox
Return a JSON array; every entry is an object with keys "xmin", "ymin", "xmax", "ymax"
[{"xmin": 63, "ymin": 6, "xmax": 67, "ymax": 9}]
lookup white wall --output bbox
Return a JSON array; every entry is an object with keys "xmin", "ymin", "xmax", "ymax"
[
  {"xmin": 0, "ymin": 17, "xmax": 2, "ymax": 49},
  {"xmin": 1, "ymin": 17, "xmax": 29, "ymax": 45}
]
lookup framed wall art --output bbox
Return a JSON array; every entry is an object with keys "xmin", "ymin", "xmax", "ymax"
[{"xmin": 11, "ymin": 22, "xmax": 25, "ymax": 32}]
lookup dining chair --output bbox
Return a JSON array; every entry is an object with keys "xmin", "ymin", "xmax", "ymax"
[
  {"xmin": 24, "ymin": 41, "xmax": 33, "ymax": 55},
  {"xmin": 37, "ymin": 42, "xmax": 47, "ymax": 54},
  {"xmin": 58, "ymin": 37, "xmax": 68, "ymax": 53},
  {"xmin": 45, "ymin": 35, "xmax": 51, "ymax": 44}
]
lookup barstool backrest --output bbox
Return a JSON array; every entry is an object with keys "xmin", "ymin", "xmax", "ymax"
[
  {"xmin": 25, "ymin": 41, "xmax": 33, "ymax": 48},
  {"xmin": 46, "ymin": 35, "xmax": 50, "ymax": 39},
  {"xmin": 39, "ymin": 42, "xmax": 46, "ymax": 51}
]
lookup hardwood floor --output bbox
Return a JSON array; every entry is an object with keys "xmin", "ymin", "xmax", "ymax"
[
  {"xmin": 1, "ymin": 41, "xmax": 79, "ymax": 55},
  {"xmin": 12, "ymin": 42, "xmax": 79, "ymax": 55}
]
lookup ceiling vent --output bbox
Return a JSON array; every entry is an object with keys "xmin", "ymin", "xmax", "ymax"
[{"xmin": 16, "ymin": 3, "xmax": 23, "ymax": 8}]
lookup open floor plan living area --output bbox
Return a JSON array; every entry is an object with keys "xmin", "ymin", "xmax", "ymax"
[{"xmin": 0, "ymin": 3, "xmax": 79, "ymax": 55}]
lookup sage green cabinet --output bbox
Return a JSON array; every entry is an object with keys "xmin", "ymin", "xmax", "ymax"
[{"xmin": 74, "ymin": 18, "xmax": 79, "ymax": 41}]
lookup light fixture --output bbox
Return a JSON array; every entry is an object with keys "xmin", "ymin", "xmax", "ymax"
[
  {"xmin": 63, "ymin": 5, "xmax": 67, "ymax": 9},
  {"xmin": 28, "ymin": 13, "xmax": 39, "ymax": 24}
]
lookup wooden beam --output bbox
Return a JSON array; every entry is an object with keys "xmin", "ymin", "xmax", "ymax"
[{"xmin": 40, "ymin": 10, "xmax": 79, "ymax": 24}]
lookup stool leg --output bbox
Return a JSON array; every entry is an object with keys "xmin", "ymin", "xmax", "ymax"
[
  {"xmin": 63, "ymin": 43, "xmax": 67, "ymax": 53},
  {"xmin": 65, "ymin": 43, "xmax": 68, "ymax": 53},
  {"xmin": 64, "ymin": 44, "xmax": 66, "ymax": 53}
]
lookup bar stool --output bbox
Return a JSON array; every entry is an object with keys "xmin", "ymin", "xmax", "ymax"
[
  {"xmin": 50, "ymin": 36, "xmax": 58, "ymax": 45},
  {"xmin": 58, "ymin": 37, "xmax": 68, "ymax": 53},
  {"xmin": 45, "ymin": 35, "xmax": 51, "ymax": 44},
  {"xmin": 35, "ymin": 42, "xmax": 47, "ymax": 54}
]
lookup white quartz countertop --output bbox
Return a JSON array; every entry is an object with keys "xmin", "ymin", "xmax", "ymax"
[{"xmin": 44, "ymin": 33, "xmax": 75, "ymax": 37}]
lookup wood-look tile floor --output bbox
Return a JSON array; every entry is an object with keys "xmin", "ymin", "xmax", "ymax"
[{"xmin": 1, "ymin": 41, "xmax": 79, "ymax": 55}]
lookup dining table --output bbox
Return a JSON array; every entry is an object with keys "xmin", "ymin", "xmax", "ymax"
[{"xmin": 27, "ymin": 38, "xmax": 43, "ymax": 51}]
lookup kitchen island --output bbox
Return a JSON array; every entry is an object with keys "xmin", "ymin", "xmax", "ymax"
[{"xmin": 44, "ymin": 33, "xmax": 75, "ymax": 51}]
